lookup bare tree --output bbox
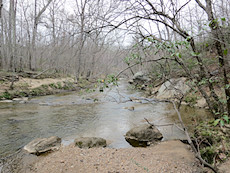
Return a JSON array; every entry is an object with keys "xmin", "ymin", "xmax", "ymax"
[
  {"xmin": 29, "ymin": 0, "xmax": 52, "ymax": 70},
  {"xmin": 7, "ymin": 0, "xmax": 17, "ymax": 71}
]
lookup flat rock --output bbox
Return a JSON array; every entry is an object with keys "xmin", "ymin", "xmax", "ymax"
[
  {"xmin": 74, "ymin": 137, "xmax": 107, "ymax": 148},
  {"xmin": 0, "ymin": 100, "xmax": 13, "ymax": 103},
  {"xmin": 125, "ymin": 124, "xmax": 163, "ymax": 147},
  {"xmin": 23, "ymin": 136, "xmax": 61, "ymax": 155},
  {"xmin": 13, "ymin": 97, "xmax": 28, "ymax": 102}
]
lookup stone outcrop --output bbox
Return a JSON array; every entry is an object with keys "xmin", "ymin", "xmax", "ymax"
[
  {"xmin": 74, "ymin": 137, "xmax": 107, "ymax": 148},
  {"xmin": 156, "ymin": 77, "xmax": 190, "ymax": 99},
  {"xmin": 125, "ymin": 124, "xmax": 163, "ymax": 147},
  {"xmin": 23, "ymin": 136, "xmax": 61, "ymax": 155}
]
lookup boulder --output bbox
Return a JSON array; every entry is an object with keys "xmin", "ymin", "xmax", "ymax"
[
  {"xmin": 23, "ymin": 136, "xmax": 61, "ymax": 155},
  {"xmin": 194, "ymin": 98, "xmax": 208, "ymax": 108},
  {"xmin": 125, "ymin": 124, "xmax": 163, "ymax": 147},
  {"xmin": 74, "ymin": 137, "xmax": 107, "ymax": 148},
  {"xmin": 156, "ymin": 78, "xmax": 190, "ymax": 99},
  {"xmin": 128, "ymin": 79, "xmax": 134, "ymax": 84},
  {"xmin": 133, "ymin": 71, "xmax": 151, "ymax": 84}
]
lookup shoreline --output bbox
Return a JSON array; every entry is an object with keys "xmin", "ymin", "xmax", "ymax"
[{"xmin": 1, "ymin": 140, "xmax": 201, "ymax": 173}]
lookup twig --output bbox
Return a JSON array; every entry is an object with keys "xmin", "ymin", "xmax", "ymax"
[
  {"xmin": 144, "ymin": 118, "xmax": 185, "ymax": 132},
  {"xmin": 144, "ymin": 118, "xmax": 154, "ymax": 127},
  {"xmin": 33, "ymin": 67, "xmax": 55, "ymax": 79},
  {"xmin": 115, "ymin": 58, "xmax": 167, "ymax": 78},
  {"xmin": 33, "ymin": 65, "xmax": 65, "ymax": 79},
  {"xmin": 9, "ymin": 76, "xmax": 16, "ymax": 90}
]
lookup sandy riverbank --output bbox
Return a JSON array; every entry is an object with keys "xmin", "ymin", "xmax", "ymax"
[{"xmin": 21, "ymin": 140, "xmax": 201, "ymax": 173}]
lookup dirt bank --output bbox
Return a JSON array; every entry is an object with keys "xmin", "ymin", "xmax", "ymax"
[{"xmin": 0, "ymin": 71, "xmax": 96, "ymax": 100}]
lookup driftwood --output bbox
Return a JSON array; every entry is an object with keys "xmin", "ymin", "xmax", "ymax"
[{"xmin": 33, "ymin": 68, "xmax": 55, "ymax": 79}]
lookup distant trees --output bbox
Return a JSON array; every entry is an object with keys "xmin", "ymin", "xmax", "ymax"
[{"xmin": 0, "ymin": 0, "xmax": 128, "ymax": 78}]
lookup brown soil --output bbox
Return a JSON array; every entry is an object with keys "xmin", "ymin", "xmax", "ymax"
[
  {"xmin": 16, "ymin": 77, "xmax": 74, "ymax": 89},
  {"xmin": 219, "ymin": 158, "xmax": 230, "ymax": 173},
  {"xmin": 0, "ymin": 76, "xmax": 75, "ymax": 96},
  {"xmin": 28, "ymin": 140, "xmax": 200, "ymax": 173}
]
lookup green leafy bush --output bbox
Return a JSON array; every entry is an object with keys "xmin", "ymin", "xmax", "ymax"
[
  {"xmin": 184, "ymin": 95, "xmax": 198, "ymax": 106},
  {"xmin": 0, "ymin": 91, "xmax": 12, "ymax": 99}
]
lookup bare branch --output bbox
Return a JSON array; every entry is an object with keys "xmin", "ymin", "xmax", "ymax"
[
  {"xmin": 195, "ymin": 0, "xmax": 207, "ymax": 12},
  {"xmin": 115, "ymin": 57, "xmax": 168, "ymax": 78},
  {"xmin": 171, "ymin": 101, "xmax": 218, "ymax": 173}
]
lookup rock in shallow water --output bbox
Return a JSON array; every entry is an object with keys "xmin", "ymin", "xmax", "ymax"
[
  {"xmin": 23, "ymin": 136, "xmax": 61, "ymax": 155},
  {"xmin": 125, "ymin": 124, "xmax": 163, "ymax": 147},
  {"xmin": 74, "ymin": 137, "xmax": 107, "ymax": 148}
]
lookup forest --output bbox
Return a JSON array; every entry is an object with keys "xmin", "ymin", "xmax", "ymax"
[{"xmin": 0, "ymin": 0, "xmax": 230, "ymax": 172}]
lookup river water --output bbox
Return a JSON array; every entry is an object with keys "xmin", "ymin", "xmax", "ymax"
[{"xmin": 0, "ymin": 79, "xmax": 211, "ymax": 158}]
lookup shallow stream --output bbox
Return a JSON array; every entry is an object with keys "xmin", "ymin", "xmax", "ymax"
[{"xmin": 0, "ymin": 79, "xmax": 211, "ymax": 158}]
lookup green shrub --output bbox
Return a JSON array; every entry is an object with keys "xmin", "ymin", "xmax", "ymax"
[
  {"xmin": 194, "ymin": 121, "xmax": 230, "ymax": 164},
  {"xmin": 48, "ymin": 83, "xmax": 57, "ymax": 89},
  {"xmin": 30, "ymin": 88, "xmax": 44, "ymax": 96},
  {"xmin": 200, "ymin": 146, "xmax": 217, "ymax": 164},
  {"xmin": 184, "ymin": 95, "xmax": 198, "ymax": 106},
  {"xmin": 56, "ymin": 82, "xmax": 62, "ymax": 89},
  {"xmin": 41, "ymin": 84, "xmax": 49, "ymax": 89},
  {"xmin": 0, "ymin": 91, "xmax": 12, "ymax": 99}
]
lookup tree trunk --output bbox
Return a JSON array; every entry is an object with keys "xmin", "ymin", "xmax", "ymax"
[
  {"xmin": 8, "ymin": 0, "xmax": 15, "ymax": 71},
  {"xmin": 12, "ymin": 0, "xmax": 17, "ymax": 71},
  {"xmin": 0, "ymin": 0, "xmax": 3, "ymax": 68},
  {"xmin": 196, "ymin": 0, "xmax": 230, "ymax": 116},
  {"xmin": 29, "ymin": 0, "xmax": 52, "ymax": 70}
]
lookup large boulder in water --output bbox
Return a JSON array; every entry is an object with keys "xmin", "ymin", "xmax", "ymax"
[
  {"xmin": 23, "ymin": 136, "xmax": 61, "ymax": 155},
  {"xmin": 125, "ymin": 124, "xmax": 163, "ymax": 147},
  {"xmin": 74, "ymin": 137, "xmax": 107, "ymax": 148},
  {"xmin": 156, "ymin": 77, "xmax": 190, "ymax": 99}
]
